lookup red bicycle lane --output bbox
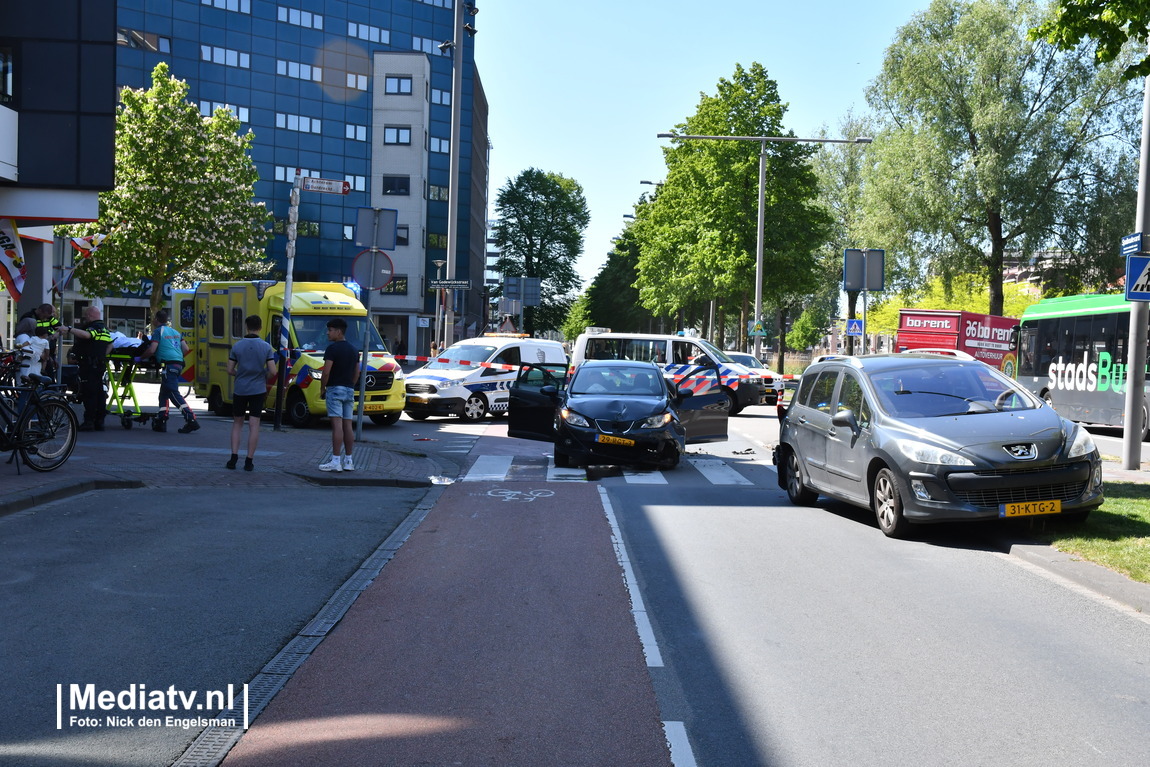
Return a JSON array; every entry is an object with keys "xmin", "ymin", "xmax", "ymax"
[{"xmin": 219, "ymin": 475, "xmax": 673, "ymax": 766}]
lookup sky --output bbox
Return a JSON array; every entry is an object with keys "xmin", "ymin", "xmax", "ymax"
[{"xmin": 474, "ymin": 0, "xmax": 933, "ymax": 285}]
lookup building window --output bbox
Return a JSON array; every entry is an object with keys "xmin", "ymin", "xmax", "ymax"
[
  {"xmin": 276, "ymin": 59, "xmax": 322, "ymax": 82},
  {"xmin": 277, "ymin": 113, "xmax": 322, "ymax": 134},
  {"xmin": 381, "ymin": 176, "xmax": 410, "ymax": 196},
  {"xmin": 397, "ymin": 226, "xmax": 409, "ymax": 246},
  {"xmin": 345, "ymin": 175, "xmax": 366, "ymax": 192},
  {"xmin": 386, "ymin": 76, "xmax": 413, "ymax": 95},
  {"xmin": 278, "ymin": 6, "xmax": 323, "ymax": 29},
  {"xmin": 429, "ymin": 184, "xmax": 449, "ymax": 201},
  {"xmin": 346, "ymin": 73, "xmax": 368, "ymax": 91},
  {"xmin": 275, "ymin": 166, "xmax": 320, "ymax": 181},
  {"xmin": 202, "ymin": 0, "xmax": 251, "ymax": 12},
  {"xmin": 348, "ymin": 22, "xmax": 390, "ymax": 44},
  {"xmin": 412, "ymin": 36, "xmax": 449, "ymax": 56},
  {"xmin": 1, "ymin": 48, "xmax": 14, "ymax": 105},
  {"xmin": 381, "ymin": 275, "xmax": 409, "ymax": 295},
  {"xmin": 201, "ymin": 101, "xmax": 250, "ymax": 123},
  {"xmin": 346, "ymin": 124, "xmax": 367, "ymax": 141},
  {"xmin": 431, "ymin": 88, "xmax": 450, "ymax": 106},
  {"xmin": 416, "ymin": 0, "xmax": 453, "ymax": 8},
  {"xmin": 428, "ymin": 233, "xmax": 448, "ymax": 249},
  {"xmin": 273, "ymin": 217, "xmax": 319, "ymax": 237},
  {"xmin": 117, "ymin": 29, "xmax": 172, "ymax": 54},
  {"xmin": 202, "ymin": 45, "xmax": 251, "ymax": 69},
  {"xmin": 430, "ymin": 137, "xmax": 450, "ymax": 154},
  {"xmin": 384, "ymin": 127, "xmax": 411, "ymax": 145}
]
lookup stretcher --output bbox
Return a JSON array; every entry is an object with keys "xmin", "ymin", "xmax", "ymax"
[{"xmin": 105, "ymin": 347, "xmax": 159, "ymax": 429}]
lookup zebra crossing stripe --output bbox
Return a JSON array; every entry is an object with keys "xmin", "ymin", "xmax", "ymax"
[
  {"xmin": 686, "ymin": 457, "xmax": 753, "ymax": 485},
  {"xmin": 463, "ymin": 455, "xmax": 514, "ymax": 481},
  {"xmin": 622, "ymin": 468, "xmax": 669, "ymax": 484}
]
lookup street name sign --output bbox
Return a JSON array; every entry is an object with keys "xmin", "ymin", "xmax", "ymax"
[
  {"xmin": 429, "ymin": 279, "xmax": 472, "ymax": 290},
  {"xmin": 301, "ymin": 177, "xmax": 351, "ymax": 195}
]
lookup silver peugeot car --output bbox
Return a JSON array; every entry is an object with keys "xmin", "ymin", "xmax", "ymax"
[{"xmin": 774, "ymin": 354, "xmax": 1103, "ymax": 537}]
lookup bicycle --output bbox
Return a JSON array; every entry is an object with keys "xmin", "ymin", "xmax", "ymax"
[{"xmin": 0, "ymin": 350, "xmax": 79, "ymax": 472}]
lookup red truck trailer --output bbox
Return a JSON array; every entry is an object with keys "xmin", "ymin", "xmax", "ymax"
[{"xmin": 895, "ymin": 309, "xmax": 1018, "ymax": 377}]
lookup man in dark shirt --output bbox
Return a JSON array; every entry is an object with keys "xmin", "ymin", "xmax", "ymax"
[
  {"xmin": 61, "ymin": 305, "xmax": 112, "ymax": 431},
  {"xmin": 317, "ymin": 317, "xmax": 360, "ymax": 472}
]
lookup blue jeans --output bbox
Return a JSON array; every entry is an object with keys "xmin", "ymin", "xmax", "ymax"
[
  {"xmin": 159, "ymin": 362, "xmax": 189, "ymax": 416},
  {"xmin": 325, "ymin": 386, "xmax": 354, "ymax": 419}
]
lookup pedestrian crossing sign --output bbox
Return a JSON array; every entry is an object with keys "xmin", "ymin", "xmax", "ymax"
[
  {"xmin": 1127, "ymin": 255, "xmax": 1150, "ymax": 301},
  {"xmin": 747, "ymin": 320, "xmax": 768, "ymax": 337},
  {"xmin": 846, "ymin": 319, "xmax": 864, "ymax": 337}
]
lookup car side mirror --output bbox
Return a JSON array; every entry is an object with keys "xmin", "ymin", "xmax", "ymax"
[
  {"xmin": 676, "ymin": 387, "xmax": 694, "ymax": 400},
  {"xmin": 540, "ymin": 384, "xmax": 559, "ymax": 397},
  {"xmin": 832, "ymin": 409, "xmax": 859, "ymax": 433}
]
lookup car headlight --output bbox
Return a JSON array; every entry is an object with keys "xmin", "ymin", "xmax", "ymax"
[
  {"xmin": 1067, "ymin": 426, "xmax": 1096, "ymax": 458},
  {"xmin": 748, "ymin": 376, "xmax": 762, "ymax": 385},
  {"xmin": 561, "ymin": 408, "xmax": 590, "ymax": 427},
  {"xmin": 640, "ymin": 412, "xmax": 673, "ymax": 428},
  {"xmin": 895, "ymin": 439, "xmax": 975, "ymax": 466}
]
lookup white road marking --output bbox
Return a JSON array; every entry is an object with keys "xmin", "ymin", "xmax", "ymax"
[
  {"xmin": 663, "ymin": 720, "xmax": 699, "ymax": 767},
  {"xmin": 623, "ymin": 467, "xmax": 669, "ymax": 484},
  {"xmin": 547, "ymin": 459, "xmax": 588, "ymax": 482},
  {"xmin": 687, "ymin": 457, "xmax": 752, "ymax": 485},
  {"xmin": 462, "ymin": 454, "xmax": 513, "ymax": 482},
  {"xmin": 598, "ymin": 486, "xmax": 663, "ymax": 667}
]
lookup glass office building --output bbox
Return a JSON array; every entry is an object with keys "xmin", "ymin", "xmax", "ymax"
[{"xmin": 114, "ymin": 0, "xmax": 488, "ymax": 353}]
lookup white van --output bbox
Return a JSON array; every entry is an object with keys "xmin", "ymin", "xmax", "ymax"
[
  {"xmin": 404, "ymin": 334, "xmax": 568, "ymax": 421},
  {"xmin": 570, "ymin": 331, "xmax": 766, "ymax": 415}
]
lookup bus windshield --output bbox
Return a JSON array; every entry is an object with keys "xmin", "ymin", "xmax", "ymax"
[{"xmin": 292, "ymin": 316, "xmax": 387, "ymax": 354}]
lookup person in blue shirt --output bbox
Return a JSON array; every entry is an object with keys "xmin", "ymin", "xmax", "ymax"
[{"xmin": 140, "ymin": 309, "xmax": 199, "ymax": 433}]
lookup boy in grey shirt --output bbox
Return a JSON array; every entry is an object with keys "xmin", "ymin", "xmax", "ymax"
[{"xmin": 226, "ymin": 315, "xmax": 278, "ymax": 470}]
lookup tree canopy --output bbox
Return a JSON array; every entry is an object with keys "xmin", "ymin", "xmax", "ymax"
[
  {"xmin": 62, "ymin": 62, "xmax": 271, "ymax": 317},
  {"xmin": 1031, "ymin": 0, "xmax": 1150, "ymax": 79},
  {"xmin": 492, "ymin": 168, "xmax": 589, "ymax": 334},
  {"xmin": 864, "ymin": 0, "xmax": 1139, "ymax": 316}
]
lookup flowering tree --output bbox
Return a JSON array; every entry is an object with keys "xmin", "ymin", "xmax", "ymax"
[{"xmin": 63, "ymin": 62, "xmax": 271, "ymax": 317}]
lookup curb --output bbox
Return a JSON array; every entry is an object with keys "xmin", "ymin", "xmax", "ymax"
[
  {"xmin": 0, "ymin": 478, "xmax": 146, "ymax": 518},
  {"xmin": 1009, "ymin": 542, "xmax": 1150, "ymax": 615}
]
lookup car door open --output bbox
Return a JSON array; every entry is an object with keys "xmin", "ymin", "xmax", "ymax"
[{"xmin": 507, "ymin": 362, "xmax": 570, "ymax": 442}]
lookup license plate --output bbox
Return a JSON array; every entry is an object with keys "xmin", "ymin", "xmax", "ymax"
[
  {"xmin": 408, "ymin": 396, "xmax": 428, "ymax": 404},
  {"xmin": 363, "ymin": 403, "xmax": 386, "ymax": 413},
  {"xmin": 999, "ymin": 499, "xmax": 1062, "ymax": 518},
  {"xmin": 596, "ymin": 434, "xmax": 635, "ymax": 447}
]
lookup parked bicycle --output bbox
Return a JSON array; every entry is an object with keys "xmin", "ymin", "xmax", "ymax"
[{"xmin": 1, "ymin": 349, "xmax": 79, "ymax": 472}]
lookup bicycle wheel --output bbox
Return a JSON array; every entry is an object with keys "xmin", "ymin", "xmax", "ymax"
[{"xmin": 18, "ymin": 399, "xmax": 78, "ymax": 471}]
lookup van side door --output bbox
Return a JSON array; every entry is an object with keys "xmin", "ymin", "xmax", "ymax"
[{"xmin": 508, "ymin": 362, "xmax": 570, "ymax": 442}]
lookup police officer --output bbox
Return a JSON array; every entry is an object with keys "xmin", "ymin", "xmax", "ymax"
[{"xmin": 62, "ymin": 305, "xmax": 112, "ymax": 431}]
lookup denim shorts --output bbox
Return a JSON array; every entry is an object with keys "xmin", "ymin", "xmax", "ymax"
[{"xmin": 325, "ymin": 385, "xmax": 355, "ymax": 419}]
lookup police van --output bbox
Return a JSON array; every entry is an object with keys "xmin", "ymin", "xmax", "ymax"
[
  {"xmin": 404, "ymin": 334, "xmax": 568, "ymax": 421},
  {"xmin": 570, "ymin": 330, "xmax": 765, "ymax": 415}
]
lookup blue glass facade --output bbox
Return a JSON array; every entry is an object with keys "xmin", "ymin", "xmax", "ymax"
[{"xmin": 114, "ymin": 0, "xmax": 483, "ymax": 308}]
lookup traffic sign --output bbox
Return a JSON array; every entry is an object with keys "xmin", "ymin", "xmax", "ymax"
[
  {"xmin": 352, "ymin": 249, "xmax": 394, "ymax": 291},
  {"xmin": 846, "ymin": 318, "xmax": 864, "ymax": 337},
  {"xmin": 747, "ymin": 319, "xmax": 768, "ymax": 337},
  {"xmin": 1126, "ymin": 255, "xmax": 1150, "ymax": 301},
  {"xmin": 301, "ymin": 177, "xmax": 351, "ymax": 195}
]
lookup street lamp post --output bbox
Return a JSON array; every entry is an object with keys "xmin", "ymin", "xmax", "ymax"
[
  {"xmin": 657, "ymin": 132, "xmax": 872, "ymax": 359},
  {"xmin": 432, "ymin": 258, "xmax": 446, "ymax": 353},
  {"xmin": 442, "ymin": 3, "xmax": 477, "ymax": 348}
]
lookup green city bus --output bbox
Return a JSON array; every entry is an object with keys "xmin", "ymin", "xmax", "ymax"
[{"xmin": 1016, "ymin": 293, "xmax": 1149, "ymax": 438}]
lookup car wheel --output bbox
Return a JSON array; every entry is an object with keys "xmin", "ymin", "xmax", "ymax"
[
  {"xmin": 460, "ymin": 393, "xmax": 488, "ymax": 421},
  {"xmin": 1042, "ymin": 390, "xmax": 1054, "ymax": 410},
  {"xmin": 873, "ymin": 467, "xmax": 911, "ymax": 538},
  {"xmin": 554, "ymin": 447, "xmax": 571, "ymax": 468},
  {"xmin": 286, "ymin": 390, "xmax": 316, "ymax": 428},
  {"xmin": 369, "ymin": 411, "xmax": 402, "ymax": 426},
  {"xmin": 783, "ymin": 450, "xmax": 818, "ymax": 506},
  {"xmin": 660, "ymin": 445, "xmax": 681, "ymax": 470}
]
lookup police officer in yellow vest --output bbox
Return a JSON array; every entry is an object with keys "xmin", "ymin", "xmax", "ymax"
[{"xmin": 62, "ymin": 305, "xmax": 112, "ymax": 431}]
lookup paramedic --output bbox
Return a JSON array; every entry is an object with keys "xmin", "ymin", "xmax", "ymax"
[
  {"xmin": 141, "ymin": 309, "xmax": 200, "ymax": 433},
  {"xmin": 62, "ymin": 305, "xmax": 112, "ymax": 431}
]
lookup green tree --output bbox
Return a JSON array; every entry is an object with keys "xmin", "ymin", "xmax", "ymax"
[
  {"xmin": 1031, "ymin": 0, "xmax": 1150, "ymax": 79},
  {"xmin": 864, "ymin": 0, "xmax": 1139, "ymax": 317},
  {"xmin": 560, "ymin": 293, "xmax": 593, "ymax": 341},
  {"xmin": 62, "ymin": 62, "xmax": 271, "ymax": 318},
  {"xmin": 492, "ymin": 168, "xmax": 590, "ymax": 334},
  {"xmin": 866, "ymin": 275, "xmax": 1041, "ymax": 335},
  {"xmin": 583, "ymin": 222, "xmax": 661, "ymax": 333},
  {"xmin": 634, "ymin": 63, "xmax": 832, "ymax": 352}
]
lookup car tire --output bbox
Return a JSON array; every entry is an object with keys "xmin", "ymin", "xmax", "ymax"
[
  {"xmin": 660, "ymin": 445, "xmax": 681, "ymax": 470},
  {"xmin": 873, "ymin": 467, "xmax": 911, "ymax": 538},
  {"xmin": 721, "ymin": 387, "xmax": 738, "ymax": 416},
  {"xmin": 460, "ymin": 393, "xmax": 488, "ymax": 421},
  {"xmin": 286, "ymin": 390, "xmax": 315, "ymax": 428},
  {"xmin": 783, "ymin": 449, "xmax": 818, "ymax": 506},
  {"xmin": 405, "ymin": 411, "xmax": 429, "ymax": 421},
  {"xmin": 554, "ymin": 448, "xmax": 571, "ymax": 468}
]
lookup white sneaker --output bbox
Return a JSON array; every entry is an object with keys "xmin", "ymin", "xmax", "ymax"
[
  {"xmin": 318, "ymin": 458, "xmax": 343, "ymax": 472},
  {"xmin": 343, "ymin": 455, "xmax": 355, "ymax": 472}
]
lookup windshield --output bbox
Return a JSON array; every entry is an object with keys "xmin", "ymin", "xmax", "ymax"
[
  {"xmin": 728, "ymin": 353, "xmax": 763, "ymax": 369},
  {"xmin": 570, "ymin": 366, "xmax": 665, "ymax": 396},
  {"xmin": 425, "ymin": 345, "xmax": 497, "ymax": 371},
  {"xmin": 869, "ymin": 364, "xmax": 1039, "ymax": 418},
  {"xmin": 696, "ymin": 339, "xmax": 735, "ymax": 364},
  {"xmin": 292, "ymin": 315, "xmax": 387, "ymax": 354}
]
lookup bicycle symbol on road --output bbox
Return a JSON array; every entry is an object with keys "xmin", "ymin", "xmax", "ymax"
[{"xmin": 486, "ymin": 488, "xmax": 556, "ymax": 503}]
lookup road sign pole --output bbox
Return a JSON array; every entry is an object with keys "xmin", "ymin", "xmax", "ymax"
[
  {"xmin": 273, "ymin": 175, "xmax": 301, "ymax": 431},
  {"xmin": 1123, "ymin": 49, "xmax": 1150, "ymax": 469},
  {"xmin": 354, "ymin": 213, "xmax": 380, "ymax": 441}
]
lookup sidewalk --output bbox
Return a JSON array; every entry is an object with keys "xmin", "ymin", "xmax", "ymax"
[{"xmin": 1, "ymin": 400, "xmax": 457, "ymax": 517}]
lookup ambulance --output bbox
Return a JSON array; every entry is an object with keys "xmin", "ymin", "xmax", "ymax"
[
  {"xmin": 569, "ymin": 330, "xmax": 766, "ymax": 415},
  {"xmin": 404, "ymin": 334, "xmax": 568, "ymax": 421},
  {"xmin": 176, "ymin": 281, "xmax": 405, "ymax": 427}
]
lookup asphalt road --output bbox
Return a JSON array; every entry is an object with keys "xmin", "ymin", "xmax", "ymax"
[{"xmin": 0, "ymin": 485, "xmax": 425, "ymax": 767}]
